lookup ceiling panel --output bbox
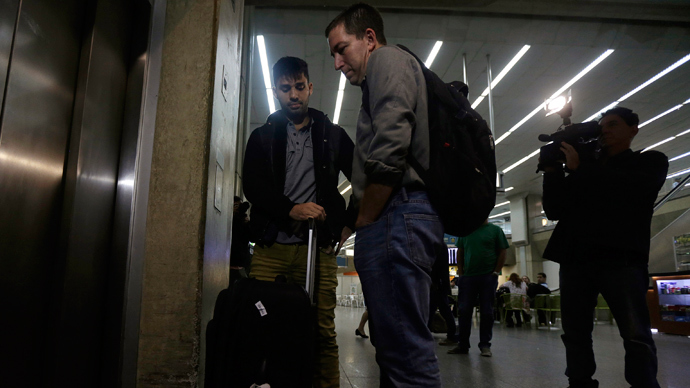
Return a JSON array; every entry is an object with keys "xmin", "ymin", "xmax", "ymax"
[{"xmin": 248, "ymin": 8, "xmax": 690, "ymax": 219}]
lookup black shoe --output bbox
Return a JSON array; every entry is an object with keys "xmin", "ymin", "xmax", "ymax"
[
  {"xmin": 506, "ymin": 323, "xmax": 514, "ymax": 328},
  {"xmin": 355, "ymin": 329, "xmax": 369, "ymax": 339}
]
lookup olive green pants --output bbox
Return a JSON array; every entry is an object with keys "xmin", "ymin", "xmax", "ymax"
[{"xmin": 250, "ymin": 243, "xmax": 339, "ymax": 388}]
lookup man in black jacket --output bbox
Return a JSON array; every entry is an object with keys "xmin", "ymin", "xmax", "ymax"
[
  {"xmin": 542, "ymin": 107, "xmax": 668, "ymax": 388},
  {"xmin": 242, "ymin": 56, "xmax": 354, "ymax": 388}
]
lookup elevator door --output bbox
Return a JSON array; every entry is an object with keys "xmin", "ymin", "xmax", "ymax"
[{"xmin": 0, "ymin": 0, "xmax": 152, "ymax": 386}]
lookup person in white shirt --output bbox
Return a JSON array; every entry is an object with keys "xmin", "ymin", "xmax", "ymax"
[{"xmin": 501, "ymin": 273, "xmax": 529, "ymax": 327}]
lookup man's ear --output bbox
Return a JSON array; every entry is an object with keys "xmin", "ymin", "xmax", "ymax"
[
  {"xmin": 308, "ymin": 82, "xmax": 314, "ymax": 96},
  {"xmin": 365, "ymin": 28, "xmax": 378, "ymax": 51},
  {"xmin": 631, "ymin": 125, "xmax": 639, "ymax": 139}
]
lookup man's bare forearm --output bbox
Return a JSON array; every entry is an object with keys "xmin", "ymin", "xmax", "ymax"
[{"xmin": 355, "ymin": 183, "xmax": 394, "ymax": 229}]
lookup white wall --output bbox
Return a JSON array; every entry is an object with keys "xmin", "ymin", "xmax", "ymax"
[{"xmin": 542, "ymin": 260, "xmax": 560, "ymax": 290}]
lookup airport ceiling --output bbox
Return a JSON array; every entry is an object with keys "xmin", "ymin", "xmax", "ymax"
[{"xmin": 246, "ymin": 2, "xmax": 690, "ymax": 219}]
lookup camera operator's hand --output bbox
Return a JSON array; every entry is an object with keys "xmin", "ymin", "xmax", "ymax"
[
  {"xmin": 289, "ymin": 202, "xmax": 326, "ymax": 222},
  {"xmin": 560, "ymin": 142, "xmax": 580, "ymax": 171}
]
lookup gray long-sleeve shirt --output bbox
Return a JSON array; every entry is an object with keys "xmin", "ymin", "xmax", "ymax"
[{"xmin": 352, "ymin": 45, "xmax": 429, "ymax": 204}]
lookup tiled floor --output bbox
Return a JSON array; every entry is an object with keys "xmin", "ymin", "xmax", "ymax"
[{"xmin": 334, "ymin": 306, "xmax": 690, "ymax": 388}]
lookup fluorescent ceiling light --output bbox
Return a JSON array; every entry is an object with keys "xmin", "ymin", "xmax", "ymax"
[
  {"xmin": 676, "ymin": 128, "xmax": 690, "ymax": 137},
  {"xmin": 257, "ymin": 35, "xmax": 276, "ymax": 113},
  {"xmin": 639, "ymin": 104, "xmax": 684, "ymax": 128},
  {"xmin": 504, "ymin": 187, "xmax": 514, "ymax": 192},
  {"xmin": 471, "ymin": 45, "xmax": 531, "ymax": 109},
  {"xmin": 339, "ymin": 184, "xmax": 351, "ymax": 195},
  {"xmin": 643, "ymin": 137, "xmax": 675, "ymax": 152},
  {"xmin": 495, "ymin": 49, "xmax": 614, "ymax": 145},
  {"xmin": 620, "ymin": 54, "xmax": 690, "ymax": 102},
  {"xmin": 424, "ymin": 41, "xmax": 443, "ymax": 68},
  {"xmin": 494, "ymin": 201, "xmax": 510, "ymax": 208},
  {"xmin": 489, "ymin": 210, "xmax": 511, "ymax": 219},
  {"xmin": 670, "ymin": 151, "xmax": 690, "ymax": 162},
  {"xmin": 667, "ymin": 168, "xmax": 690, "ymax": 179},
  {"xmin": 644, "ymin": 125, "xmax": 690, "ymax": 159},
  {"xmin": 584, "ymin": 54, "xmax": 690, "ymax": 122},
  {"xmin": 333, "ymin": 73, "xmax": 347, "ymax": 124},
  {"xmin": 503, "ymin": 148, "xmax": 541, "ymax": 173}
]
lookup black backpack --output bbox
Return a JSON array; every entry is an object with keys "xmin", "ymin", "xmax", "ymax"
[{"xmin": 363, "ymin": 45, "xmax": 497, "ymax": 237}]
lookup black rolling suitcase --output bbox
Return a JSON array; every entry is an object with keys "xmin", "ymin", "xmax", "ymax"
[{"xmin": 206, "ymin": 219, "xmax": 319, "ymax": 388}]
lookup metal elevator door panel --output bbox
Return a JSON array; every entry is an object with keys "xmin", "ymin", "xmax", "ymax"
[
  {"xmin": 0, "ymin": 0, "xmax": 20, "ymax": 108},
  {"xmin": 0, "ymin": 0, "xmax": 154, "ymax": 386},
  {"xmin": 47, "ymin": 0, "xmax": 130, "ymax": 385},
  {"xmin": 0, "ymin": 0, "xmax": 85, "ymax": 385}
]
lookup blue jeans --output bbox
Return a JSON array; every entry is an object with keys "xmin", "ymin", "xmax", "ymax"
[
  {"xmin": 354, "ymin": 188, "xmax": 444, "ymax": 388},
  {"xmin": 457, "ymin": 273, "xmax": 498, "ymax": 350},
  {"xmin": 560, "ymin": 263, "xmax": 659, "ymax": 388}
]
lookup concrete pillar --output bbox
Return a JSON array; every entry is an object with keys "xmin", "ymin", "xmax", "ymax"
[{"xmin": 136, "ymin": 1, "xmax": 245, "ymax": 387}]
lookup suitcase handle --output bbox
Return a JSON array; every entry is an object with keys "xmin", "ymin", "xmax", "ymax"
[{"xmin": 305, "ymin": 218, "xmax": 317, "ymax": 305}]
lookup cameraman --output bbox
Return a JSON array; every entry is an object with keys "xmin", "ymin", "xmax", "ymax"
[{"xmin": 541, "ymin": 107, "xmax": 668, "ymax": 388}]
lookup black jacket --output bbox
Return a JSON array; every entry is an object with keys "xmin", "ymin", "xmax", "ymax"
[
  {"xmin": 542, "ymin": 149, "xmax": 668, "ymax": 266},
  {"xmin": 243, "ymin": 108, "xmax": 355, "ymax": 247}
]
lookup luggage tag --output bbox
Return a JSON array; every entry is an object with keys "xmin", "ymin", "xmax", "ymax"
[{"xmin": 255, "ymin": 301, "xmax": 267, "ymax": 317}]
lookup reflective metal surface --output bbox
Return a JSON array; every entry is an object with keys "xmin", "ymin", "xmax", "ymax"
[
  {"xmin": 49, "ymin": 0, "xmax": 129, "ymax": 385},
  {"xmin": 0, "ymin": 0, "xmax": 84, "ymax": 385},
  {"xmin": 1, "ymin": 0, "xmax": 161, "ymax": 385},
  {"xmin": 0, "ymin": 0, "xmax": 20, "ymax": 110},
  {"xmin": 120, "ymin": 1, "xmax": 165, "ymax": 386}
]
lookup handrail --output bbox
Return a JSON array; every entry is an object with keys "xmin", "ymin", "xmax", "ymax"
[{"xmin": 654, "ymin": 173, "xmax": 690, "ymax": 212}]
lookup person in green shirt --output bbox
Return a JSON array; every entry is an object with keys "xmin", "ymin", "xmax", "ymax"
[{"xmin": 448, "ymin": 220, "xmax": 509, "ymax": 357}]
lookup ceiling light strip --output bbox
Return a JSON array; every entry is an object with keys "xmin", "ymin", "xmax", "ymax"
[
  {"xmin": 333, "ymin": 73, "xmax": 347, "ymax": 124},
  {"xmin": 584, "ymin": 54, "xmax": 690, "ymax": 122},
  {"xmin": 339, "ymin": 184, "xmax": 351, "ymax": 195},
  {"xmin": 424, "ymin": 41, "xmax": 443, "ymax": 68},
  {"xmin": 667, "ymin": 168, "xmax": 690, "ymax": 179},
  {"xmin": 257, "ymin": 35, "xmax": 276, "ymax": 113},
  {"xmin": 472, "ymin": 45, "xmax": 531, "ymax": 109},
  {"xmin": 494, "ymin": 201, "xmax": 510, "ymax": 208},
  {"xmin": 502, "ymin": 148, "xmax": 541, "ymax": 173},
  {"xmin": 639, "ymin": 104, "xmax": 684, "ymax": 128},
  {"xmin": 489, "ymin": 210, "xmax": 511, "ymax": 219},
  {"xmin": 643, "ymin": 137, "xmax": 676, "ymax": 152},
  {"xmin": 670, "ymin": 151, "xmax": 690, "ymax": 162},
  {"xmin": 495, "ymin": 49, "xmax": 614, "ymax": 145},
  {"xmin": 620, "ymin": 53, "xmax": 690, "ymax": 102}
]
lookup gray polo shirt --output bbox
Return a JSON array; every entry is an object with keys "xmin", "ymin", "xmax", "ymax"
[
  {"xmin": 352, "ymin": 45, "xmax": 429, "ymax": 205},
  {"xmin": 276, "ymin": 117, "xmax": 316, "ymax": 244}
]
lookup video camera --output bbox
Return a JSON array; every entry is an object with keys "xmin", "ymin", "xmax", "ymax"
[{"xmin": 537, "ymin": 93, "xmax": 602, "ymax": 171}]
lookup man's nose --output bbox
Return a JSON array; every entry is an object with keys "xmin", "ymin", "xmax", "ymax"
[
  {"xmin": 334, "ymin": 55, "xmax": 344, "ymax": 71},
  {"xmin": 288, "ymin": 88, "xmax": 298, "ymax": 99}
]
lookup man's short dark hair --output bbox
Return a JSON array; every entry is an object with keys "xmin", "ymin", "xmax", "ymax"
[
  {"xmin": 272, "ymin": 56, "xmax": 309, "ymax": 86},
  {"xmin": 234, "ymin": 196, "xmax": 242, "ymax": 203},
  {"xmin": 538, "ymin": 272, "xmax": 547, "ymax": 279},
  {"xmin": 600, "ymin": 107, "xmax": 639, "ymax": 127},
  {"xmin": 325, "ymin": 3, "xmax": 387, "ymax": 45}
]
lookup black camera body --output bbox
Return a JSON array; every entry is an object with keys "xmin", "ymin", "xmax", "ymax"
[{"xmin": 538, "ymin": 121, "xmax": 602, "ymax": 170}]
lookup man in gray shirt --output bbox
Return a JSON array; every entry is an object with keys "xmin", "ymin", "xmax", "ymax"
[
  {"xmin": 326, "ymin": 4, "xmax": 444, "ymax": 387},
  {"xmin": 243, "ymin": 56, "xmax": 355, "ymax": 388}
]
